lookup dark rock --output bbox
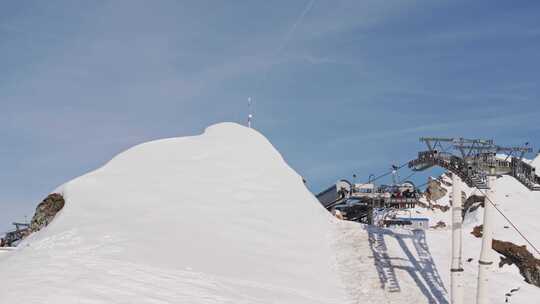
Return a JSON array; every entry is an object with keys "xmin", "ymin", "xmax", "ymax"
[
  {"xmin": 492, "ymin": 239, "xmax": 540, "ymax": 288},
  {"xmin": 430, "ymin": 221, "xmax": 447, "ymax": 229},
  {"xmin": 29, "ymin": 193, "xmax": 65, "ymax": 233},
  {"xmin": 462, "ymin": 195, "xmax": 485, "ymax": 219},
  {"xmin": 425, "ymin": 179, "xmax": 447, "ymax": 202},
  {"xmin": 471, "ymin": 225, "xmax": 483, "ymax": 238}
]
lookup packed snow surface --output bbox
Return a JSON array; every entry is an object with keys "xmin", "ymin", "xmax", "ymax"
[{"xmin": 0, "ymin": 123, "xmax": 352, "ymax": 303}]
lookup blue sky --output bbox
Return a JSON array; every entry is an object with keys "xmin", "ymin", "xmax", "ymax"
[{"xmin": 1, "ymin": 0, "xmax": 539, "ymax": 233}]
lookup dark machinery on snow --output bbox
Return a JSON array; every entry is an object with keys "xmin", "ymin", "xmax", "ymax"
[
  {"xmin": 316, "ymin": 178, "xmax": 420, "ymax": 224},
  {"xmin": 1, "ymin": 222, "xmax": 30, "ymax": 247}
]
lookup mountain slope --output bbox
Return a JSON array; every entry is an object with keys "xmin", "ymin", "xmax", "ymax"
[
  {"xmin": 0, "ymin": 123, "xmax": 350, "ymax": 304},
  {"xmin": 400, "ymin": 170, "xmax": 540, "ymax": 303},
  {"xmin": 333, "ymin": 157, "xmax": 540, "ymax": 304},
  {"xmin": 3, "ymin": 123, "xmax": 537, "ymax": 303}
]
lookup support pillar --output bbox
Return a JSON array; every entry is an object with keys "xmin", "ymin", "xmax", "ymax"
[
  {"xmin": 451, "ymin": 173, "xmax": 464, "ymax": 304},
  {"xmin": 476, "ymin": 168, "xmax": 497, "ymax": 304}
]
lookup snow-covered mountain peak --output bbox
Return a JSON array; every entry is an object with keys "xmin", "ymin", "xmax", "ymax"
[
  {"xmin": 0, "ymin": 122, "xmax": 348, "ymax": 304},
  {"xmin": 2, "ymin": 122, "xmax": 539, "ymax": 303}
]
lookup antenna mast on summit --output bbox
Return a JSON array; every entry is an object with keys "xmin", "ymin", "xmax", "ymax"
[{"xmin": 247, "ymin": 97, "xmax": 254, "ymax": 129}]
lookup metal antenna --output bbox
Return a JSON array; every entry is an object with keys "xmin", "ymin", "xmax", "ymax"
[
  {"xmin": 391, "ymin": 165, "xmax": 400, "ymax": 185},
  {"xmin": 247, "ymin": 97, "xmax": 254, "ymax": 129}
]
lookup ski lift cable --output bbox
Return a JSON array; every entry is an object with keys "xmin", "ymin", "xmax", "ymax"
[
  {"xmin": 362, "ymin": 160, "xmax": 412, "ymax": 185},
  {"xmin": 476, "ymin": 188, "xmax": 540, "ymax": 256},
  {"xmin": 399, "ymin": 171, "xmax": 417, "ymax": 184},
  {"xmin": 359, "ymin": 140, "xmax": 457, "ymax": 187},
  {"xmin": 368, "ymin": 147, "xmax": 455, "ymax": 188}
]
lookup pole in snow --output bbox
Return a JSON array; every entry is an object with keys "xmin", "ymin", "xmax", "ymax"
[
  {"xmin": 247, "ymin": 97, "xmax": 253, "ymax": 129},
  {"xmin": 451, "ymin": 173, "xmax": 464, "ymax": 304},
  {"xmin": 476, "ymin": 167, "xmax": 497, "ymax": 304}
]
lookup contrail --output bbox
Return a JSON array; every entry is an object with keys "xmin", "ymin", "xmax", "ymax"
[
  {"xmin": 253, "ymin": 0, "xmax": 316, "ymax": 99},
  {"xmin": 274, "ymin": 0, "xmax": 316, "ymax": 55}
]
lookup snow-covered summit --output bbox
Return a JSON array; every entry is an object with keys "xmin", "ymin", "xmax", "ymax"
[{"xmin": 0, "ymin": 122, "xmax": 349, "ymax": 304}]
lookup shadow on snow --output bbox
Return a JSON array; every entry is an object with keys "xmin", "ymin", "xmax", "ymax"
[{"xmin": 366, "ymin": 226, "xmax": 448, "ymax": 304}]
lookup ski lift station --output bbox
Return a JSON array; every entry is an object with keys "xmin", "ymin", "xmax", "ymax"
[
  {"xmin": 316, "ymin": 136, "xmax": 540, "ymax": 231},
  {"xmin": 316, "ymin": 178, "xmax": 422, "ymax": 227},
  {"xmin": 315, "ymin": 136, "xmax": 540, "ymax": 304}
]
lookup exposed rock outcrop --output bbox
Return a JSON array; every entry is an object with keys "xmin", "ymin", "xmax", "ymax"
[
  {"xmin": 416, "ymin": 200, "xmax": 450, "ymax": 212},
  {"xmin": 29, "ymin": 193, "xmax": 65, "ymax": 233},
  {"xmin": 462, "ymin": 194, "xmax": 485, "ymax": 219},
  {"xmin": 430, "ymin": 221, "xmax": 447, "ymax": 229},
  {"xmin": 469, "ymin": 225, "xmax": 540, "ymax": 287},
  {"xmin": 471, "ymin": 225, "xmax": 483, "ymax": 238},
  {"xmin": 432, "ymin": 203, "xmax": 450, "ymax": 212},
  {"xmin": 425, "ymin": 178, "xmax": 447, "ymax": 202},
  {"xmin": 493, "ymin": 239, "xmax": 540, "ymax": 288}
]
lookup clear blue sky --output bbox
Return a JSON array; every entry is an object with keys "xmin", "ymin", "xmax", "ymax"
[{"xmin": 1, "ymin": 0, "xmax": 539, "ymax": 233}]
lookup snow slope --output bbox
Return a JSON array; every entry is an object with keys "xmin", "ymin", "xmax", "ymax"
[
  {"xmin": 3, "ymin": 123, "xmax": 536, "ymax": 304},
  {"xmin": 0, "ymin": 123, "xmax": 353, "ymax": 304},
  {"xmin": 329, "ymin": 155, "xmax": 540, "ymax": 304},
  {"xmin": 366, "ymin": 170, "xmax": 540, "ymax": 303}
]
